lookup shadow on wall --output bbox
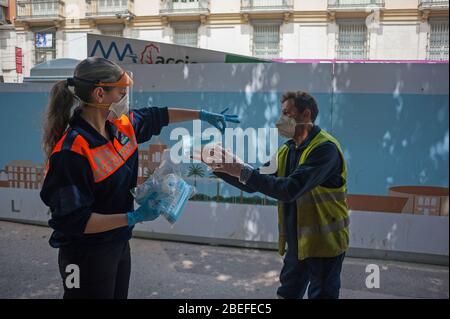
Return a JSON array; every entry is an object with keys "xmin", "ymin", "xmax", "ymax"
[{"xmin": 331, "ymin": 63, "xmax": 449, "ymax": 196}]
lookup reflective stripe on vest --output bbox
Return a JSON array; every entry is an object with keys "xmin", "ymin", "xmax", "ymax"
[
  {"xmin": 297, "ymin": 217, "xmax": 350, "ymax": 237},
  {"xmin": 91, "ymin": 145, "xmax": 124, "ymax": 182}
]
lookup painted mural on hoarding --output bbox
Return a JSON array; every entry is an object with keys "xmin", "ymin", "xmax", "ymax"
[{"xmin": 0, "ymin": 63, "xmax": 448, "ymax": 219}]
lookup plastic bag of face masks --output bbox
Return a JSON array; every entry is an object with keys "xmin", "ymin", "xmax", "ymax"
[{"xmin": 130, "ymin": 150, "xmax": 195, "ymax": 225}]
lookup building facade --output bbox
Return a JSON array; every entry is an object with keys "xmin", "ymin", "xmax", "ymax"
[
  {"xmin": 137, "ymin": 143, "xmax": 167, "ymax": 184},
  {"xmin": 0, "ymin": 0, "xmax": 448, "ymax": 82},
  {"xmin": 2, "ymin": 160, "xmax": 44, "ymax": 189}
]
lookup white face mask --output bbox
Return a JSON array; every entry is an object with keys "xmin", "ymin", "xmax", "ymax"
[
  {"xmin": 275, "ymin": 114, "xmax": 313, "ymax": 138},
  {"xmin": 76, "ymin": 91, "xmax": 130, "ymax": 120},
  {"xmin": 107, "ymin": 92, "xmax": 129, "ymax": 120}
]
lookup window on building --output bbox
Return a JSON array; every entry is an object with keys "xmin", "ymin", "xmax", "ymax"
[
  {"xmin": 173, "ymin": 26, "xmax": 198, "ymax": 47},
  {"xmin": 35, "ymin": 32, "xmax": 56, "ymax": 65},
  {"xmin": 336, "ymin": 22, "xmax": 368, "ymax": 60},
  {"xmin": 253, "ymin": 24, "xmax": 280, "ymax": 59},
  {"xmin": 428, "ymin": 19, "xmax": 449, "ymax": 61}
]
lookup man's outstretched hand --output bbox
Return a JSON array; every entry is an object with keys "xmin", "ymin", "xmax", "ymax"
[{"xmin": 196, "ymin": 143, "xmax": 244, "ymax": 178}]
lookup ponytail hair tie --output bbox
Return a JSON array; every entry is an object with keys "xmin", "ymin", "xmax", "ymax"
[{"xmin": 66, "ymin": 78, "xmax": 75, "ymax": 88}]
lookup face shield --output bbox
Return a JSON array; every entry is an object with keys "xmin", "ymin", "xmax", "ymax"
[
  {"xmin": 68, "ymin": 70, "xmax": 134, "ymax": 119},
  {"xmin": 104, "ymin": 71, "xmax": 134, "ymax": 120},
  {"xmin": 94, "ymin": 71, "xmax": 134, "ymax": 88}
]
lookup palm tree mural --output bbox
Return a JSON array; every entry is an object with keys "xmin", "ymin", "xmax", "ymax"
[
  {"xmin": 187, "ymin": 164, "xmax": 205, "ymax": 188},
  {"xmin": 209, "ymin": 173, "xmax": 221, "ymax": 201}
]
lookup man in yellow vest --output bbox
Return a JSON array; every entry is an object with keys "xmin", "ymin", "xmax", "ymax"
[{"xmin": 208, "ymin": 91, "xmax": 350, "ymax": 299}]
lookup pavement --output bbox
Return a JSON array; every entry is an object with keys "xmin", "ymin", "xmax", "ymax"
[{"xmin": 0, "ymin": 221, "xmax": 448, "ymax": 299}]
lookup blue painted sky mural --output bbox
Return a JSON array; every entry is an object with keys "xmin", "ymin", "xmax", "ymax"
[{"xmin": 0, "ymin": 63, "xmax": 448, "ymax": 206}]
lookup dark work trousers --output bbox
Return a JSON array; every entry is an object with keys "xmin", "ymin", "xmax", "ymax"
[
  {"xmin": 58, "ymin": 240, "xmax": 131, "ymax": 299},
  {"xmin": 276, "ymin": 250, "xmax": 346, "ymax": 299}
]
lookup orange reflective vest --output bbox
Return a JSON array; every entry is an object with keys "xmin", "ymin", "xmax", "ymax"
[{"xmin": 47, "ymin": 115, "xmax": 138, "ymax": 183}]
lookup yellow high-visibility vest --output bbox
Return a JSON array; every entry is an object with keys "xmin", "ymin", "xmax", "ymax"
[{"xmin": 277, "ymin": 129, "xmax": 349, "ymax": 260}]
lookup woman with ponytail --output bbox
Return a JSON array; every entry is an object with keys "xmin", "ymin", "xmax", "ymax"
[{"xmin": 40, "ymin": 57, "xmax": 239, "ymax": 299}]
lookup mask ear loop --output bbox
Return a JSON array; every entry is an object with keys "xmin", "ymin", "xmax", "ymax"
[
  {"xmin": 66, "ymin": 77, "xmax": 107, "ymax": 113},
  {"xmin": 295, "ymin": 122, "xmax": 314, "ymax": 127}
]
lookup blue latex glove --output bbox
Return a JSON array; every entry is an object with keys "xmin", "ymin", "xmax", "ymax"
[
  {"xmin": 127, "ymin": 202, "xmax": 161, "ymax": 226},
  {"xmin": 199, "ymin": 107, "xmax": 240, "ymax": 134}
]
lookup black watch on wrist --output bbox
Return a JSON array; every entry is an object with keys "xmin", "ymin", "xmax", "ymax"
[{"xmin": 239, "ymin": 164, "xmax": 253, "ymax": 185}]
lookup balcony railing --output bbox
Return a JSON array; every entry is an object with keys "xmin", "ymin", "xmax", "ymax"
[
  {"xmin": 16, "ymin": 0, "xmax": 65, "ymax": 21},
  {"xmin": 328, "ymin": 0, "xmax": 385, "ymax": 10},
  {"xmin": 419, "ymin": 0, "xmax": 449, "ymax": 10},
  {"xmin": 86, "ymin": 0, "xmax": 134, "ymax": 18},
  {"xmin": 241, "ymin": 0, "xmax": 293, "ymax": 12},
  {"xmin": 160, "ymin": 0, "xmax": 210, "ymax": 15}
]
